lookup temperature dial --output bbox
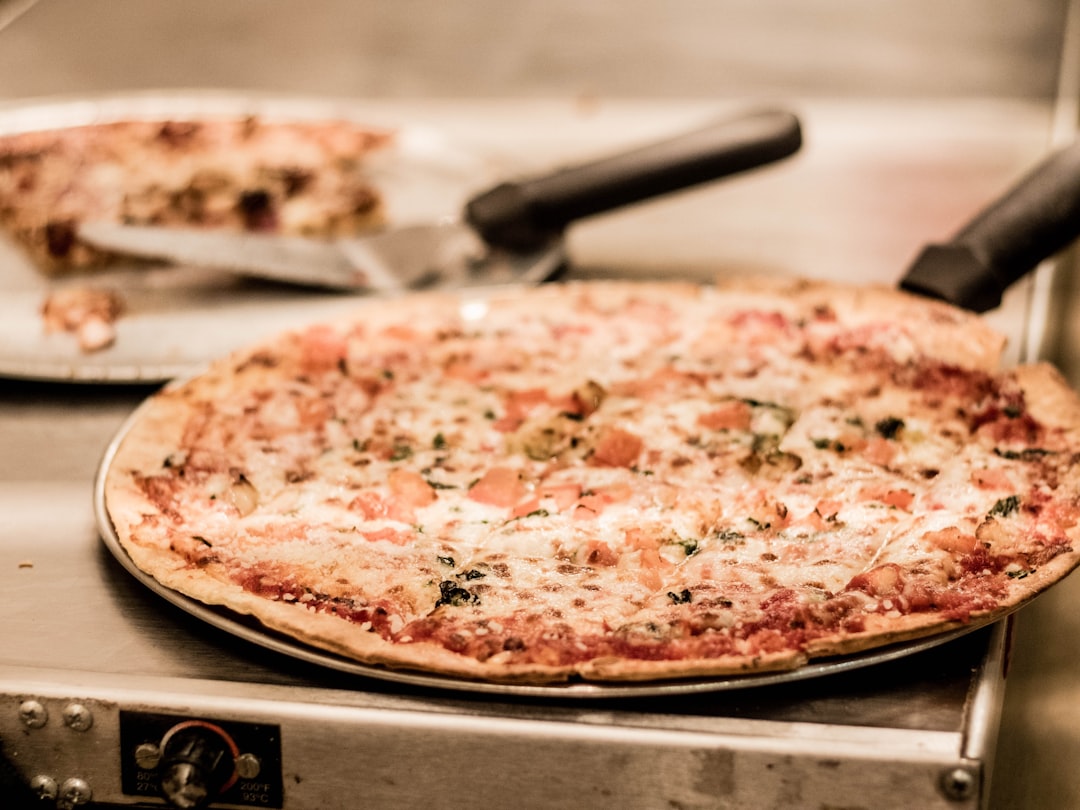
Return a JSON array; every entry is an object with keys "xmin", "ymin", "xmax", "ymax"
[
  {"xmin": 158, "ymin": 720, "xmax": 240, "ymax": 809},
  {"xmin": 120, "ymin": 711, "xmax": 282, "ymax": 808}
]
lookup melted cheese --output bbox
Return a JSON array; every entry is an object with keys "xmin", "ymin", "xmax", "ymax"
[{"xmin": 111, "ymin": 281, "xmax": 1080, "ymax": 678}]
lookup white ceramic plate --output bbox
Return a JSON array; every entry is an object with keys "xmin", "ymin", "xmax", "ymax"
[{"xmin": 0, "ymin": 92, "xmax": 504, "ymax": 383}]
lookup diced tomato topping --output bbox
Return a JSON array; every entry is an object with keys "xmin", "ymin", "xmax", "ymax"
[
  {"xmin": 591, "ymin": 427, "xmax": 643, "ymax": 467},
  {"xmin": 572, "ymin": 495, "xmax": 609, "ymax": 520},
  {"xmin": 361, "ymin": 527, "xmax": 413, "ymax": 545},
  {"xmin": 803, "ymin": 498, "xmax": 843, "ymax": 531},
  {"xmin": 697, "ymin": 400, "xmax": 752, "ymax": 431},
  {"xmin": 815, "ymin": 499, "xmax": 843, "ymax": 520},
  {"xmin": 572, "ymin": 484, "xmax": 633, "ymax": 520},
  {"xmin": 862, "ymin": 436, "xmax": 898, "ymax": 467},
  {"xmin": 617, "ymin": 366, "xmax": 706, "ymax": 398},
  {"xmin": 847, "ymin": 563, "xmax": 904, "ymax": 597},
  {"xmin": 580, "ymin": 540, "xmax": 619, "ymax": 567},
  {"xmin": 858, "ymin": 487, "xmax": 914, "ymax": 510},
  {"xmin": 922, "ymin": 527, "xmax": 977, "ymax": 554},
  {"xmin": 637, "ymin": 549, "xmax": 664, "ymax": 589},
  {"xmin": 881, "ymin": 489, "xmax": 914, "ymax": 510},
  {"xmin": 348, "ymin": 491, "xmax": 389, "ymax": 520},
  {"xmin": 298, "ymin": 324, "xmax": 347, "ymax": 372},
  {"xmin": 728, "ymin": 310, "xmax": 790, "ymax": 344},
  {"xmin": 510, "ymin": 496, "xmax": 542, "ymax": 519},
  {"xmin": 537, "ymin": 482, "xmax": 583, "ymax": 510},
  {"xmin": 387, "ymin": 469, "xmax": 436, "ymax": 508},
  {"xmin": 295, "ymin": 397, "xmax": 334, "ymax": 428},
  {"xmin": 510, "ymin": 481, "xmax": 588, "ymax": 518},
  {"xmin": 971, "ymin": 468, "xmax": 1013, "ymax": 491},
  {"xmin": 550, "ymin": 323, "xmax": 593, "ymax": 340},
  {"xmin": 442, "ymin": 359, "xmax": 488, "ymax": 383},
  {"xmin": 493, "ymin": 388, "xmax": 550, "ymax": 432},
  {"xmin": 625, "ymin": 298, "xmax": 676, "ymax": 324},
  {"xmin": 468, "ymin": 467, "xmax": 527, "ymax": 508},
  {"xmin": 380, "ymin": 324, "xmax": 419, "ymax": 341},
  {"xmin": 624, "ymin": 527, "xmax": 659, "ymax": 551},
  {"xmin": 602, "ymin": 482, "xmax": 634, "ymax": 502}
]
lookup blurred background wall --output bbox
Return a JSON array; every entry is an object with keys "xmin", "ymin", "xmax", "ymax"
[{"xmin": 0, "ymin": 0, "xmax": 1068, "ymax": 101}]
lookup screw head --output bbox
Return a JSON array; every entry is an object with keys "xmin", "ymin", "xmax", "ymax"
[
  {"xmin": 235, "ymin": 752, "xmax": 262, "ymax": 779},
  {"xmin": 18, "ymin": 699, "xmax": 48, "ymax": 729},
  {"xmin": 62, "ymin": 703, "xmax": 94, "ymax": 732},
  {"xmin": 29, "ymin": 774, "xmax": 58, "ymax": 800},
  {"xmin": 134, "ymin": 742, "xmax": 162, "ymax": 770},
  {"xmin": 58, "ymin": 776, "xmax": 93, "ymax": 806},
  {"xmin": 939, "ymin": 766, "xmax": 978, "ymax": 801}
]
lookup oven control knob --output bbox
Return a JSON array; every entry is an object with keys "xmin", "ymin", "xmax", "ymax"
[{"xmin": 158, "ymin": 721, "xmax": 239, "ymax": 809}]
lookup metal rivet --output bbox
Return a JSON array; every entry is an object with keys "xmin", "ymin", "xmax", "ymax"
[
  {"xmin": 29, "ymin": 774, "xmax": 58, "ymax": 800},
  {"xmin": 134, "ymin": 742, "xmax": 162, "ymax": 770},
  {"xmin": 62, "ymin": 703, "xmax": 94, "ymax": 732},
  {"xmin": 18, "ymin": 699, "xmax": 48, "ymax": 729},
  {"xmin": 939, "ymin": 766, "xmax": 978, "ymax": 801},
  {"xmin": 58, "ymin": 777, "xmax": 93, "ymax": 806},
  {"xmin": 235, "ymin": 752, "xmax": 262, "ymax": 780}
]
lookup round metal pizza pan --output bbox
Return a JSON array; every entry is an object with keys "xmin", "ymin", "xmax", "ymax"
[{"xmin": 94, "ymin": 408, "xmax": 1000, "ymax": 699}]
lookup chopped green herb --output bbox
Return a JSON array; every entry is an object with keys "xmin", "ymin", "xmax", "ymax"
[
  {"xmin": 994, "ymin": 447, "xmax": 1054, "ymax": 461},
  {"xmin": 989, "ymin": 495, "xmax": 1021, "ymax": 518},
  {"xmin": 1007, "ymin": 568, "xmax": 1034, "ymax": 579},
  {"xmin": 673, "ymin": 537, "xmax": 700, "ymax": 556},
  {"xmin": 460, "ymin": 569, "xmax": 487, "ymax": 580},
  {"xmin": 434, "ymin": 580, "xmax": 477, "ymax": 608},
  {"xmin": 437, "ymin": 555, "xmax": 455, "ymax": 567},
  {"xmin": 192, "ymin": 535, "xmax": 212, "ymax": 547},
  {"xmin": 389, "ymin": 444, "xmax": 413, "ymax": 462},
  {"xmin": 163, "ymin": 452, "xmax": 186, "ymax": 469},
  {"xmin": 1003, "ymin": 404, "xmax": 1023, "ymax": 418},
  {"xmin": 667, "ymin": 589, "xmax": 693, "ymax": 604},
  {"xmin": 432, "ymin": 432, "xmax": 448, "ymax": 450},
  {"xmin": 875, "ymin": 416, "xmax": 905, "ymax": 440},
  {"xmin": 425, "ymin": 479, "xmax": 458, "ymax": 490}
]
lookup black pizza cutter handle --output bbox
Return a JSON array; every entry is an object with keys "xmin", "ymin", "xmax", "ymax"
[
  {"xmin": 464, "ymin": 108, "xmax": 803, "ymax": 252},
  {"xmin": 900, "ymin": 138, "xmax": 1080, "ymax": 313}
]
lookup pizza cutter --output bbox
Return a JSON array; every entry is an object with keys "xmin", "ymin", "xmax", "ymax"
[
  {"xmin": 900, "ymin": 137, "xmax": 1080, "ymax": 312},
  {"xmin": 77, "ymin": 108, "xmax": 802, "ymax": 293}
]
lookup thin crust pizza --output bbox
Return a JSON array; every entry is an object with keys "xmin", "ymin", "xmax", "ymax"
[
  {"xmin": 0, "ymin": 116, "xmax": 391, "ymax": 273},
  {"xmin": 102, "ymin": 279, "xmax": 1080, "ymax": 683}
]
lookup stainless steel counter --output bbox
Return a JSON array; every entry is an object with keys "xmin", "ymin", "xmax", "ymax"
[{"xmin": 0, "ymin": 98, "xmax": 1075, "ymax": 808}]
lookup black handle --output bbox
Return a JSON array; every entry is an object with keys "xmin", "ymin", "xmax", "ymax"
[
  {"xmin": 465, "ymin": 108, "xmax": 802, "ymax": 251},
  {"xmin": 900, "ymin": 140, "xmax": 1080, "ymax": 312}
]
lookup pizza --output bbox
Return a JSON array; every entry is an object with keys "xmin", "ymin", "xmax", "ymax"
[
  {"xmin": 101, "ymin": 279, "xmax": 1080, "ymax": 684},
  {"xmin": 0, "ymin": 115, "xmax": 392, "ymax": 273}
]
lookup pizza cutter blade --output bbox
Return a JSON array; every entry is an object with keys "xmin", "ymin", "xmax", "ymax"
[{"xmin": 78, "ymin": 107, "xmax": 802, "ymax": 293}]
